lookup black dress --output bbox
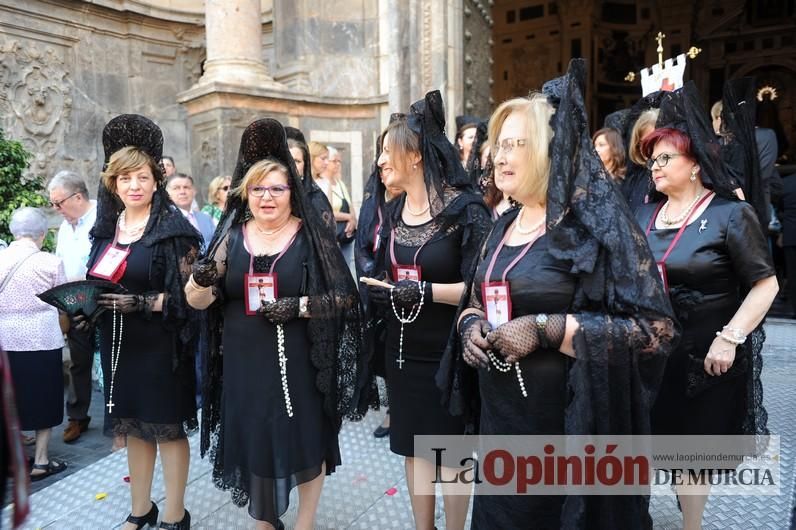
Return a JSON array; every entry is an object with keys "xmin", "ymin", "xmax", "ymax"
[
  {"xmin": 218, "ymin": 226, "xmax": 340, "ymax": 524},
  {"xmin": 637, "ymin": 197, "xmax": 774, "ymax": 436},
  {"xmin": 385, "ymin": 217, "xmax": 467, "ymax": 457},
  {"xmin": 469, "ymin": 226, "xmax": 577, "ymax": 530},
  {"xmin": 91, "ymin": 238, "xmax": 196, "ymax": 441}
]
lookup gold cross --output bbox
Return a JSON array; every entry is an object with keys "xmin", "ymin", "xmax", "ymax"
[{"xmin": 656, "ymin": 32, "xmax": 666, "ymax": 67}]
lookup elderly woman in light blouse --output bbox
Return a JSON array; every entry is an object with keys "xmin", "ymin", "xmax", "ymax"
[{"xmin": 0, "ymin": 207, "xmax": 67, "ymax": 482}]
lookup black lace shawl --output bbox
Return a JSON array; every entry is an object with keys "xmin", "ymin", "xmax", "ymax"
[
  {"xmin": 89, "ymin": 115, "xmax": 201, "ymax": 374},
  {"xmin": 284, "ymin": 126, "xmax": 336, "ymax": 235},
  {"xmin": 720, "ymin": 77, "xmax": 769, "ymax": 229},
  {"xmin": 408, "ymin": 91, "xmax": 475, "ymax": 217},
  {"xmin": 438, "ymin": 60, "xmax": 679, "ymax": 529},
  {"xmin": 200, "ymin": 119, "xmax": 371, "ymax": 469}
]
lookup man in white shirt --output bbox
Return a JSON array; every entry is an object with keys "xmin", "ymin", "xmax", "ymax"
[
  {"xmin": 47, "ymin": 170, "xmax": 97, "ymax": 443},
  {"xmin": 166, "ymin": 173, "xmax": 215, "ymax": 248}
]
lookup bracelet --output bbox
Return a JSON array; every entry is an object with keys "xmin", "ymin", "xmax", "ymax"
[
  {"xmin": 715, "ymin": 331, "xmax": 745, "ymax": 345},
  {"xmin": 722, "ymin": 325, "xmax": 746, "ymax": 342},
  {"xmin": 299, "ymin": 296, "xmax": 310, "ymax": 318},
  {"xmin": 458, "ymin": 313, "xmax": 481, "ymax": 333}
]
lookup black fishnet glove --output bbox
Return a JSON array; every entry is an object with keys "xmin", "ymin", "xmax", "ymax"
[
  {"xmin": 191, "ymin": 257, "xmax": 218, "ymax": 288},
  {"xmin": 258, "ymin": 296, "xmax": 300, "ymax": 324},
  {"xmin": 487, "ymin": 314, "xmax": 566, "ymax": 364},
  {"xmin": 71, "ymin": 314, "xmax": 90, "ymax": 332},
  {"xmin": 459, "ymin": 313, "xmax": 491, "ymax": 369},
  {"xmin": 98, "ymin": 293, "xmax": 157, "ymax": 315},
  {"xmin": 390, "ymin": 280, "xmax": 433, "ymax": 311}
]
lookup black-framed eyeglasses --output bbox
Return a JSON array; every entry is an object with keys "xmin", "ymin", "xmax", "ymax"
[
  {"xmin": 49, "ymin": 192, "xmax": 78, "ymax": 209},
  {"xmin": 492, "ymin": 138, "xmax": 528, "ymax": 156},
  {"xmin": 248, "ymin": 185, "xmax": 291, "ymax": 198},
  {"xmin": 646, "ymin": 153, "xmax": 682, "ymax": 170}
]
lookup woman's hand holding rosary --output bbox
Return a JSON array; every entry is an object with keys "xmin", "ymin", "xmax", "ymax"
[
  {"xmin": 487, "ymin": 314, "xmax": 566, "ymax": 364},
  {"xmin": 259, "ymin": 297, "xmax": 300, "ymax": 324},
  {"xmin": 98, "ymin": 293, "xmax": 158, "ymax": 316},
  {"xmin": 458, "ymin": 313, "xmax": 491, "ymax": 368}
]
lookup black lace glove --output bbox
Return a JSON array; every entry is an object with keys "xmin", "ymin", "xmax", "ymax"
[
  {"xmin": 390, "ymin": 280, "xmax": 433, "ymax": 311},
  {"xmin": 459, "ymin": 313, "xmax": 491, "ymax": 369},
  {"xmin": 191, "ymin": 257, "xmax": 218, "ymax": 288},
  {"xmin": 98, "ymin": 293, "xmax": 158, "ymax": 316},
  {"xmin": 367, "ymin": 281, "xmax": 394, "ymax": 307},
  {"xmin": 487, "ymin": 314, "xmax": 566, "ymax": 364},
  {"xmin": 259, "ymin": 296, "xmax": 300, "ymax": 324}
]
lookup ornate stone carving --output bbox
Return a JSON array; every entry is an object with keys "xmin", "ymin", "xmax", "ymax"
[{"xmin": 0, "ymin": 39, "xmax": 72, "ymax": 179}]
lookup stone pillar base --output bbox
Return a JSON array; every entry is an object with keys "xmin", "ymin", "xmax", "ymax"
[{"xmin": 198, "ymin": 58, "xmax": 284, "ymax": 90}]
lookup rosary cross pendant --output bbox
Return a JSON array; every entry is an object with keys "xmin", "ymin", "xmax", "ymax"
[
  {"xmin": 396, "ymin": 358, "xmax": 405, "ymax": 370},
  {"xmin": 107, "ymin": 400, "xmax": 115, "ymax": 413}
]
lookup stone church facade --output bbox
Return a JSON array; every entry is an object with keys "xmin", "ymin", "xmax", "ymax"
[{"xmin": 0, "ymin": 0, "xmax": 492, "ymax": 207}]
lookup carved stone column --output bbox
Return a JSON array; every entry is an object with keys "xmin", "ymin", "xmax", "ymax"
[{"xmin": 198, "ymin": 0, "xmax": 280, "ymax": 88}]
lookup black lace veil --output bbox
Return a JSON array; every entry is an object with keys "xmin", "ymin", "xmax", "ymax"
[
  {"xmin": 653, "ymin": 82, "xmax": 739, "ymax": 203},
  {"xmin": 200, "ymin": 119, "xmax": 370, "ymax": 469},
  {"xmin": 464, "ymin": 120, "xmax": 489, "ymax": 191}
]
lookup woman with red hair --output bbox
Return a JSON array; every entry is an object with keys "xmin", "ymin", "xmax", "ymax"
[{"xmin": 636, "ymin": 85, "xmax": 778, "ymax": 530}]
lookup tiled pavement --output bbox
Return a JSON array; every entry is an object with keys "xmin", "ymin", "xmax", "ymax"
[{"xmin": 3, "ymin": 319, "xmax": 795, "ymax": 529}]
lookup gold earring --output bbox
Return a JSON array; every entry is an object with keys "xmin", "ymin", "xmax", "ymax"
[{"xmin": 690, "ymin": 167, "xmax": 698, "ymax": 182}]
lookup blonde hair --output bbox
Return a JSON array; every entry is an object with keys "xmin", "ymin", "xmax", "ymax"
[
  {"xmin": 207, "ymin": 175, "xmax": 231, "ymax": 206},
  {"xmin": 233, "ymin": 159, "xmax": 289, "ymax": 201},
  {"xmin": 487, "ymin": 94, "xmax": 554, "ymax": 204},
  {"xmin": 628, "ymin": 109, "xmax": 659, "ymax": 166},
  {"xmin": 101, "ymin": 146, "xmax": 160, "ymax": 194},
  {"xmin": 710, "ymin": 100, "xmax": 723, "ymax": 121}
]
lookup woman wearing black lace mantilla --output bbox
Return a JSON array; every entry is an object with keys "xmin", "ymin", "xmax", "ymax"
[
  {"xmin": 185, "ymin": 119, "xmax": 369, "ymax": 530},
  {"xmin": 87, "ymin": 115, "xmax": 200, "ymax": 530},
  {"xmin": 366, "ymin": 91, "xmax": 491, "ymax": 530},
  {"xmin": 439, "ymin": 60, "xmax": 678, "ymax": 529},
  {"xmin": 636, "ymin": 82, "xmax": 778, "ymax": 530}
]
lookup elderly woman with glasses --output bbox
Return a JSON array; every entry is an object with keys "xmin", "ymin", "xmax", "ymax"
[
  {"xmin": 186, "ymin": 119, "xmax": 366, "ymax": 530},
  {"xmin": 636, "ymin": 84, "xmax": 778, "ymax": 530},
  {"xmin": 202, "ymin": 175, "xmax": 232, "ymax": 226}
]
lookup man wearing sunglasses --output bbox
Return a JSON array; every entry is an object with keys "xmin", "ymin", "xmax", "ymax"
[{"xmin": 47, "ymin": 170, "xmax": 97, "ymax": 443}]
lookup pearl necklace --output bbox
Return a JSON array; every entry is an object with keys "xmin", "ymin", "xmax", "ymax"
[
  {"xmin": 107, "ymin": 300, "xmax": 123, "ymax": 413},
  {"xmin": 487, "ymin": 350, "xmax": 528, "ymax": 398},
  {"xmin": 255, "ymin": 217, "xmax": 292, "ymax": 236},
  {"xmin": 118, "ymin": 210, "xmax": 149, "ymax": 237},
  {"xmin": 404, "ymin": 199, "xmax": 430, "ymax": 216},
  {"xmin": 276, "ymin": 324, "xmax": 293, "ymax": 417},
  {"xmin": 660, "ymin": 190, "xmax": 704, "ymax": 226},
  {"xmin": 515, "ymin": 207, "xmax": 545, "ymax": 235},
  {"xmin": 390, "ymin": 281, "xmax": 427, "ymax": 369}
]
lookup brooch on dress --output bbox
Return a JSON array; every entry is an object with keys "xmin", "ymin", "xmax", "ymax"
[{"xmin": 698, "ymin": 219, "xmax": 708, "ymax": 234}]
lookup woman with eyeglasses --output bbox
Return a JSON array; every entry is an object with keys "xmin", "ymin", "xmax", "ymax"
[
  {"xmin": 186, "ymin": 119, "xmax": 366, "ymax": 530},
  {"xmin": 201, "ymin": 175, "xmax": 232, "ymax": 226},
  {"xmin": 442, "ymin": 61, "xmax": 677, "ymax": 529},
  {"xmin": 636, "ymin": 84, "xmax": 777, "ymax": 530}
]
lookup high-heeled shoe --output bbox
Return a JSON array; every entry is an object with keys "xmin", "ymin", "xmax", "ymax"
[
  {"xmin": 159, "ymin": 509, "xmax": 190, "ymax": 530},
  {"xmin": 126, "ymin": 501, "xmax": 158, "ymax": 529}
]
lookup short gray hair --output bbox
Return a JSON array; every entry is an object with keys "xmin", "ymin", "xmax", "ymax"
[
  {"xmin": 48, "ymin": 170, "xmax": 89, "ymax": 199},
  {"xmin": 9, "ymin": 207, "xmax": 49, "ymax": 239}
]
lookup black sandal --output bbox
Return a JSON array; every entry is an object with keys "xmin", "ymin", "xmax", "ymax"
[
  {"xmin": 127, "ymin": 501, "xmax": 159, "ymax": 529},
  {"xmin": 30, "ymin": 459, "xmax": 67, "ymax": 482}
]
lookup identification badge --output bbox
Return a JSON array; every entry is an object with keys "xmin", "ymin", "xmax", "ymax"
[
  {"xmin": 245, "ymin": 273, "xmax": 278, "ymax": 315},
  {"xmin": 392, "ymin": 265, "xmax": 421, "ymax": 282},
  {"xmin": 482, "ymin": 281, "xmax": 512, "ymax": 328},
  {"xmin": 89, "ymin": 244, "xmax": 130, "ymax": 283},
  {"xmin": 655, "ymin": 262, "xmax": 669, "ymax": 293}
]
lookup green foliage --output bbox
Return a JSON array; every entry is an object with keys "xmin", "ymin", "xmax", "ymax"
[{"xmin": 0, "ymin": 128, "xmax": 55, "ymax": 251}]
